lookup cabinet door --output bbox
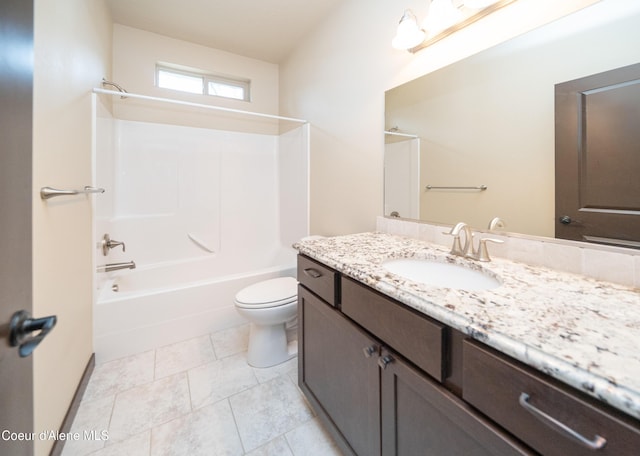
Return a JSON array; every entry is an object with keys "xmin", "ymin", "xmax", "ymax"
[
  {"xmin": 298, "ymin": 286, "xmax": 381, "ymax": 456},
  {"xmin": 380, "ymin": 349, "xmax": 533, "ymax": 456}
]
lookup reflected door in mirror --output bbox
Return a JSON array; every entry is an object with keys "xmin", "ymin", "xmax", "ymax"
[{"xmin": 555, "ymin": 63, "xmax": 640, "ymax": 249}]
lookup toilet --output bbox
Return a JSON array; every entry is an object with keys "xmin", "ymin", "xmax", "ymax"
[{"xmin": 234, "ymin": 276, "xmax": 298, "ymax": 368}]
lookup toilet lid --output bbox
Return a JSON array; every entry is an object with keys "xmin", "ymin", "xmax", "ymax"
[{"xmin": 235, "ymin": 277, "xmax": 298, "ymax": 308}]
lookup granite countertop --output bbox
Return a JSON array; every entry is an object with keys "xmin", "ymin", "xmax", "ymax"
[{"xmin": 294, "ymin": 232, "xmax": 640, "ymax": 421}]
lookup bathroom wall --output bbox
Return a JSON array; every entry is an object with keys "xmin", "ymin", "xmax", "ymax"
[
  {"xmin": 111, "ymin": 24, "xmax": 280, "ymax": 134},
  {"xmin": 32, "ymin": 0, "xmax": 112, "ymax": 455},
  {"xmin": 279, "ymin": 0, "xmax": 601, "ymax": 236}
]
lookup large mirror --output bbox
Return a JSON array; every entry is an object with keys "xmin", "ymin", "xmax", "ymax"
[{"xmin": 385, "ymin": 1, "xmax": 640, "ymax": 241}]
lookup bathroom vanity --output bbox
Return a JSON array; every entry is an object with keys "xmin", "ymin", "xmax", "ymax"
[{"xmin": 295, "ymin": 233, "xmax": 640, "ymax": 456}]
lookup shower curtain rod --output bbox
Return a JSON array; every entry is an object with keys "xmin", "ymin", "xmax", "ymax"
[
  {"xmin": 93, "ymin": 88, "xmax": 308, "ymax": 124},
  {"xmin": 384, "ymin": 130, "xmax": 418, "ymax": 138}
]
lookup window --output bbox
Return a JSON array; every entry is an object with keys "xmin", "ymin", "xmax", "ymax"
[{"xmin": 156, "ymin": 65, "xmax": 250, "ymax": 101}]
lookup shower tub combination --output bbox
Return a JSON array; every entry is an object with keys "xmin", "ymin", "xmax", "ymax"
[
  {"xmin": 92, "ymin": 90, "xmax": 309, "ymax": 363},
  {"xmin": 94, "ymin": 251, "xmax": 296, "ymax": 363}
]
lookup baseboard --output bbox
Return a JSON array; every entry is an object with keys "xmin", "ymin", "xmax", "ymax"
[{"xmin": 49, "ymin": 353, "xmax": 95, "ymax": 456}]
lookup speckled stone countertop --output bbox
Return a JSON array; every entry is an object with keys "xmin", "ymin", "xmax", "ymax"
[{"xmin": 293, "ymin": 232, "xmax": 640, "ymax": 421}]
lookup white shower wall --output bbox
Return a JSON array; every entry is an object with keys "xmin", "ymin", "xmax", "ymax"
[{"xmin": 95, "ymin": 102, "xmax": 309, "ymax": 271}]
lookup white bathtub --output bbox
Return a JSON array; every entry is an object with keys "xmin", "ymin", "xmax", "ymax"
[{"xmin": 94, "ymin": 250, "xmax": 297, "ymax": 363}]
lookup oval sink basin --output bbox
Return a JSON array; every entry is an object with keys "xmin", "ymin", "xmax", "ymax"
[{"xmin": 382, "ymin": 258, "xmax": 501, "ymax": 291}]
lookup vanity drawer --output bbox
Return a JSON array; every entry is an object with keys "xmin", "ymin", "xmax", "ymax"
[
  {"xmin": 463, "ymin": 340, "xmax": 640, "ymax": 456},
  {"xmin": 341, "ymin": 277, "xmax": 445, "ymax": 381},
  {"xmin": 297, "ymin": 255, "xmax": 339, "ymax": 307}
]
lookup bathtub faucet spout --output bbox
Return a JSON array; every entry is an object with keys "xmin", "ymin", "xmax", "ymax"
[{"xmin": 97, "ymin": 261, "xmax": 136, "ymax": 273}]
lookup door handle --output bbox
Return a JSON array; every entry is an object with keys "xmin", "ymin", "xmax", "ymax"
[
  {"xmin": 9, "ymin": 310, "xmax": 57, "ymax": 357},
  {"xmin": 559, "ymin": 215, "xmax": 584, "ymax": 226}
]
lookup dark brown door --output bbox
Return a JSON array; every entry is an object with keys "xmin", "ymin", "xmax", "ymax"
[
  {"xmin": 0, "ymin": 1, "xmax": 35, "ymax": 455},
  {"xmin": 380, "ymin": 349, "xmax": 532, "ymax": 456},
  {"xmin": 298, "ymin": 286, "xmax": 381, "ymax": 456},
  {"xmin": 555, "ymin": 63, "xmax": 640, "ymax": 248}
]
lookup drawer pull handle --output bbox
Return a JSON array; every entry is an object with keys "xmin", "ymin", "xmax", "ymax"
[
  {"xmin": 378, "ymin": 355, "xmax": 394, "ymax": 370},
  {"xmin": 303, "ymin": 268, "xmax": 322, "ymax": 279},
  {"xmin": 519, "ymin": 393, "xmax": 607, "ymax": 450},
  {"xmin": 363, "ymin": 345, "xmax": 377, "ymax": 358}
]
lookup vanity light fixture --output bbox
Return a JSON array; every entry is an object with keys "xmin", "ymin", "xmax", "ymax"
[
  {"xmin": 393, "ymin": 0, "xmax": 517, "ymax": 53},
  {"xmin": 392, "ymin": 10, "xmax": 426, "ymax": 50}
]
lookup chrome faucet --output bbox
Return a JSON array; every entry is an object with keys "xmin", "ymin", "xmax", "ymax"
[
  {"xmin": 96, "ymin": 261, "xmax": 136, "ymax": 273},
  {"xmin": 445, "ymin": 222, "xmax": 503, "ymax": 262},
  {"xmin": 101, "ymin": 234, "xmax": 126, "ymax": 256}
]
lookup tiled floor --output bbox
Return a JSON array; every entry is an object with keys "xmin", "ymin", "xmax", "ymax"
[{"xmin": 61, "ymin": 325, "xmax": 343, "ymax": 456}]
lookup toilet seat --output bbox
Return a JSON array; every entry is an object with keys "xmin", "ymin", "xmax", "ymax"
[{"xmin": 235, "ymin": 277, "xmax": 298, "ymax": 309}]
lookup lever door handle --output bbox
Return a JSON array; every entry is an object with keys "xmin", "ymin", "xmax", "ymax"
[{"xmin": 9, "ymin": 310, "xmax": 57, "ymax": 357}]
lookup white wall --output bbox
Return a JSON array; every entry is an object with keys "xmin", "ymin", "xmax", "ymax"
[
  {"xmin": 279, "ymin": 0, "xmax": 601, "ymax": 236},
  {"xmin": 111, "ymin": 24, "xmax": 280, "ymax": 133},
  {"xmin": 32, "ymin": 0, "xmax": 112, "ymax": 454}
]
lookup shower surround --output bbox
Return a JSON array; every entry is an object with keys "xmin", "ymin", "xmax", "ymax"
[{"xmin": 93, "ymin": 95, "xmax": 308, "ymax": 362}]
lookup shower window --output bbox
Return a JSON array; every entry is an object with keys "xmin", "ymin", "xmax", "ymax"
[{"xmin": 156, "ymin": 65, "xmax": 250, "ymax": 101}]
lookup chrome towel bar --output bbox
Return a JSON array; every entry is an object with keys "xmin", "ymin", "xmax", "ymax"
[
  {"xmin": 426, "ymin": 185, "xmax": 487, "ymax": 191},
  {"xmin": 40, "ymin": 186, "xmax": 105, "ymax": 200}
]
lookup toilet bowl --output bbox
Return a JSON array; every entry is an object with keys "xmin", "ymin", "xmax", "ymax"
[{"xmin": 234, "ymin": 276, "xmax": 298, "ymax": 368}]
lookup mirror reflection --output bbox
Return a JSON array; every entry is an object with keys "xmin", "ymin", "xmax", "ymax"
[{"xmin": 384, "ymin": 2, "xmax": 640, "ymax": 241}]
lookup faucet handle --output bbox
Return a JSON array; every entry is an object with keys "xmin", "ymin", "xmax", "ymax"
[
  {"xmin": 475, "ymin": 238, "xmax": 504, "ymax": 262},
  {"xmin": 101, "ymin": 234, "xmax": 126, "ymax": 256},
  {"xmin": 443, "ymin": 222, "xmax": 471, "ymax": 256},
  {"xmin": 442, "ymin": 231, "xmax": 464, "ymax": 256},
  {"xmin": 488, "ymin": 217, "xmax": 506, "ymax": 231}
]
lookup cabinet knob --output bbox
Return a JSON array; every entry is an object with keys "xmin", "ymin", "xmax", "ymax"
[
  {"xmin": 362, "ymin": 345, "xmax": 377, "ymax": 358},
  {"xmin": 378, "ymin": 355, "xmax": 394, "ymax": 370}
]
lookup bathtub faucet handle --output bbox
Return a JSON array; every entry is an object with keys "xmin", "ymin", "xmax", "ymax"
[{"xmin": 102, "ymin": 234, "xmax": 126, "ymax": 256}]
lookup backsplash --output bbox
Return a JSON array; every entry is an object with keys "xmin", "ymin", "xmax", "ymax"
[{"xmin": 376, "ymin": 216, "xmax": 640, "ymax": 289}]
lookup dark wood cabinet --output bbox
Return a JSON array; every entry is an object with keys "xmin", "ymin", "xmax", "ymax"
[
  {"xmin": 464, "ymin": 340, "xmax": 640, "ymax": 456},
  {"xmin": 297, "ymin": 255, "xmax": 531, "ymax": 456},
  {"xmin": 342, "ymin": 277, "xmax": 446, "ymax": 382},
  {"xmin": 380, "ymin": 347, "xmax": 529, "ymax": 455},
  {"xmin": 296, "ymin": 254, "xmax": 639, "ymax": 456},
  {"xmin": 298, "ymin": 285, "xmax": 380, "ymax": 456}
]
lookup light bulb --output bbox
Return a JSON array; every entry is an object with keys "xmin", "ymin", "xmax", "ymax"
[
  {"xmin": 424, "ymin": 0, "xmax": 462, "ymax": 36},
  {"xmin": 392, "ymin": 10, "xmax": 426, "ymax": 50}
]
